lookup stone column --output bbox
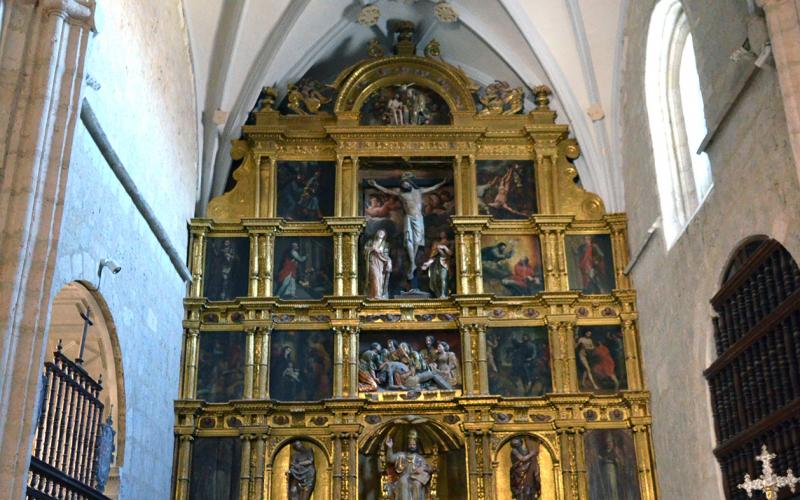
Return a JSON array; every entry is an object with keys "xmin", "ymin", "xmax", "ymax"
[
  {"xmin": 758, "ymin": 0, "xmax": 800, "ymax": 185},
  {"xmin": 0, "ymin": 0, "xmax": 95, "ymax": 495}
]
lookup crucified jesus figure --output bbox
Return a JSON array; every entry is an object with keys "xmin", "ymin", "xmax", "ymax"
[{"xmin": 368, "ymin": 173, "xmax": 449, "ymax": 281}]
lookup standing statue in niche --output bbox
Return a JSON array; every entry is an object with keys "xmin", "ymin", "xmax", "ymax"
[
  {"xmin": 510, "ymin": 437, "xmax": 541, "ymax": 499},
  {"xmin": 287, "ymin": 441, "xmax": 316, "ymax": 500},
  {"xmin": 385, "ymin": 430, "xmax": 431, "ymax": 500},
  {"xmin": 420, "ymin": 231, "xmax": 451, "ymax": 298},
  {"xmin": 365, "ymin": 229, "xmax": 393, "ymax": 299},
  {"xmin": 368, "ymin": 173, "xmax": 448, "ymax": 282}
]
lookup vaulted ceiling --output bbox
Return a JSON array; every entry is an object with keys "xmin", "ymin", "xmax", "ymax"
[{"xmin": 182, "ymin": 0, "xmax": 628, "ymax": 214}]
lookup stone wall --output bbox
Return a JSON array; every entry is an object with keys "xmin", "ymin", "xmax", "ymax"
[
  {"xmin": 50, "ymin": 0, "xmax": 197, "ymax": 498},
  {"xmin": 620, "ymin": 1, "xmax": 800, "ymax": 498}
]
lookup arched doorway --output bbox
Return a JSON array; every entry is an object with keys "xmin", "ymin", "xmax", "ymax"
[{"xmin": 43, "ymin": 281, "xmax": 126, "ymax": 498}]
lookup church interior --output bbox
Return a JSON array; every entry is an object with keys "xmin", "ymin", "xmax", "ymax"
[{"xmin": 1, "ymin": 0, "xmax": 800, "ymax": 499}]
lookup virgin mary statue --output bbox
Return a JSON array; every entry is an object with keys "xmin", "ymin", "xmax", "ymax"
[{"xmin": 365, "ymin": 229, "xmax": 392, "ymax": 299}]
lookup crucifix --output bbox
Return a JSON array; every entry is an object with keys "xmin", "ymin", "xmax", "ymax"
[{"xmin": 738, "ymin": 445, "xmax": 800, "ymax": 499}]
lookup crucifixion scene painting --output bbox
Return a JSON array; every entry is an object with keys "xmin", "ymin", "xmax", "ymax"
[
  {"xmin": 575, "ymin": 326, "xmax": 627, "ymax": 393},
  {"xmin": 359, "ymin": 83, "xmax": 451, "ymax": 125},
  {"xmin": 481, "ymin": 234, "xmax": 544, "ymax": 296},
  {"xmin": 269, "ymin": 330, "xmax": 333, "ymax": 402},
  {"xmin": 273, "ymin": 237, "xmax": 333, "ymax": 300},
  {"xmin": 584, "ymin": 429, "xmax": 641, "ymax": 500},
  {"xmin": 566, "ymin": 233, "xmax": 616, "ymax": 294},
  {"xmin": 360, "ymin": 158, "xmax": 455, "ymax": 299},
  {"xmin": 477, "ymin": 160, "xmax": 537, "ymax": 220},
  {"xmin": 487, "ymin": 327, "xmax": 551, "ymax": 397},
  {"xmin": 203, "ymin": 237, "xmax": 250, "ymax": 301},
  {"xmin": 276, "ymin": 161, "xmax": 336, "ymax": 221},
  {"xmin": 358, "ymin": 330, "xmax": 461, "ymax": 394}
]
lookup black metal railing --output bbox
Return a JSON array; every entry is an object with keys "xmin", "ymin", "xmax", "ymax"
[{"xmin": 26, "ymin": 343, "xmax": 110, "ymax": 500}]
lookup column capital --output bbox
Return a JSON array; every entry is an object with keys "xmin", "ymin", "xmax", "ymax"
[{"xmin": 39, "ymin": 0, "xmax": 95, "ymax": 25}]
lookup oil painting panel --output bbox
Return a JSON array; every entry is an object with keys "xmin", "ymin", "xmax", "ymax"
[
  {"xmin": 495, "ymin": 435, "xmax": 556, "ymax": 500},
  {"xmin": 487, "ymin": 327, "xmax": 551, "ymax": 397},
  {"xmin": 270, "ymin": 330, "xmax": 333, "ymax": 402},
  {"xmin": 273, "ymin": 237, "xmax": 333, "ymax": 300},
  {"xmin": 575, "ymin": 326, "xmax": 627, "ymax": 393},
  {"xmin": 584, "ymin": 429, "xmax": 642, "ymax": 500},
  {"xmin": 359, "ymin": 84, "xmax": 451, "ymax": 125},
  {"xmin": 566, "ymin": 234, "xmax": 616, "ymax": 293},
  {"xmin": 360, "ymin": 158, "xmax": 454, "ymax": 299},
  {"xmin": 189, "ymin": 437, "xmax": 242, "ymax": 500},
  {"xmin": 477, "ymin": 160, "xmax": 537, "ymax": 219},
  {"xmin": 481, "ymin": 234, "xmax": 544, "ymax": 296},
  {"xmin": 196, "ymin": 332, "xmax": 245, "ymax": 403},
  {"xmin": 203, "ymin": 237, "xmax": 250, "ymax": 301},
  {"xmin": 276, "ymin": 161, "xmax": 336, "ymax": 221},
  {"xmin": 358, "ymin": 330, "xmax": 461, "ymax": 393}
]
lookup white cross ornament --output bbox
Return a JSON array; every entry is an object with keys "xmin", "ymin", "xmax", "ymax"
[{"xmin": 738, "ymin": 445, "xmax": 800, "ymax": 500}]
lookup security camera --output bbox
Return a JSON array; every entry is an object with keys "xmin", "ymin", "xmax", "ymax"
[{"xmin": 98, "ymin": 258, "xmax": 122, "ymax": 278}]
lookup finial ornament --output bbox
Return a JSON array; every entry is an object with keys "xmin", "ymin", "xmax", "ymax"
[
  {"xmin": 738, "ymin": 445, "xmax": 800, "ymax": 500},
  {"xmin": 256, "ymin": 86, "xmax": 277, "ymax": 111},
  {"xmin": 424, "ymin": 39, "xmax": 441, "ymax": 58},
  {"xmin": 367, "ymin": 38, "xmax": 384, "ymax": 58},
  {"xmin": 533, "ymin": 85, "xmax": 552, "ymax": 110}
]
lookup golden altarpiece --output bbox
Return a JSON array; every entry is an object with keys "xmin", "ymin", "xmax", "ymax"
[{"xmin": 173, "ymin": 25, "xmax": 658, "ymax": 500}]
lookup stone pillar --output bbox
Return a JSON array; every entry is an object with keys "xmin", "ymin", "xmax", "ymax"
[
  {"xmin": 758, "ymin": 0, "xmax": 800, "ymax": 185},
  {"xmin": 0, "ymin": 0, "xmax": 95, "ymax": 495}
]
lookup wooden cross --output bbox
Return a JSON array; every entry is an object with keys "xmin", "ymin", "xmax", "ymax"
[{"xmin": 738, "ymin": 445, "xmax": 800, "ymax": 499}]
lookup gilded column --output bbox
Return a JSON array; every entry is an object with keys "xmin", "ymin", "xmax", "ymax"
[
  {"xmin": 332, "ymin": 433, "xmax": 343, "ymax": 496},
  {"xmin": 547, "ymin": 321, "xmax": 567, "ymax": 393},
  {"xmin": 632, "ymin": 422, "xmax": 657, "ymax": 500},
  {"xmin": 174, "ymin": 434, "xmax": 194, "ymax": 500},
  {"xmin": 326, "ymin": 218, "xmax": 366, "ymax": 296},
  {"xmin": 333, "ymin": 326, "xmax": 345, "ymax": 398},
  {"xmin": 243, "ymin": 328, "xmax": 255, "ymax": 399},
  {"xmin": 475, "ymin": 324, "xmax": 489, "ymax": 394},
  {"xmin": 239, "ymin": 434, "xmax": 253, "ymax": 499},
  {"xmin": 182, "ymin": 329, "xmax": 200, "ymax": 399},
  {"xmin": 621, "ymin": 315, "xmax": 643, "ymax": 391},
  {"xmin": 334, "ymin": 232, "xmax": 345, "ymax": 295},
  {"xmin": 189, "ymin": 224, "xmax": 209, "ymax": 297},
  {"xmin": 460, "ymin": 323, "xmax": 475, "ymax": 396},
  {"xmin": 538, "ymin": 217, "xmax": 572, "ymax": 291},
  {"xmin": 557, "ymin": 427, "xmax": 581, "ymax": 500},
  {"xmin": 248, "ymin": 233, "xmax": 260, "ymax": 297},
  {"xmin": 251, "ymin": 434, "xmax": 267, "ymax": 499},
  {"xmin": 255, "ymin": 325, "xmax": 272, "ymax": 399},
  {"xmin": 607, "ymin": 214, "xmax": 631, "ymax": 290},
  {"xmin": 258, "ymin": 157, "xmax": 276, "ymax": 217}
]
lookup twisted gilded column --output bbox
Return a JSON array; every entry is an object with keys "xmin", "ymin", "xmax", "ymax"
[{"xmin": 0, "ymin": 1, "xmax": 96, "ymax": 493}]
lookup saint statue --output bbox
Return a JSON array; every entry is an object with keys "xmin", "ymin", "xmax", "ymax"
[
  {"xmin": 420, "ymin": 232, "xmax": 451, "ymax": 298},
  {"xmin": 368, "ymin": 173, "xmax": 448, "ymax": 281},
  {"xmin": 365, "ymin": 229, "xmax": 392, "ymax": 299},
  {"xmin": 385, "ymin": 430, "xmax": 431, "ymax": 500},
  {"xmin": 287, "ymin": 441, "xmax": 316, "ymax": 500},
  {"xmin": 510, "ymin": 437, "xmax": 541, "ymax": 499}
]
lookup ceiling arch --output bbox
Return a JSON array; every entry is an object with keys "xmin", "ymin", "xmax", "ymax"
[{"xmin": 182, "ymin": 0, "xmax": 627, "ymax": 213}]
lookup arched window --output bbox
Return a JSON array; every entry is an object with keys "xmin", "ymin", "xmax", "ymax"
[
  {"xmin": 704, "ymin": 238, "xmax": 800, "ymax": 499},
  {"xmin": 645, "ymin": 0, "xmax": 713, "ymax": 247}
]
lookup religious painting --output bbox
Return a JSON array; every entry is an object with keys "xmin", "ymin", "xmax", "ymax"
[
  {"xmin": 476, "ymin": 160, "xmax": 537, "ymax": 219},
  {"xmin": 495, "ymin": 435, "xmax": 556, "ymax": 500},
  {"xmin": 203, "ymin": 237, "xmax": 249, "ymax": 301},
  {"xmin": 584, "ymin": 429, "xmax": 642, "ymax": 500},
  {"xmin": 481, "ymin": 234, "xmax": 544, "ymax": 296},
  {"xmin": 359, "ymin": 84, "xmax": 451, "ymax": 125},
  {"xmin": 270, "ymin": 439, "xmax": 331, "ymax": 500},
  {"xmin": 358, "ymin": 330, "xmax": 461, "ymax": 393},
  {"xmin": 270, "ymin": 330, "xmax": 333, "ymax": 402},
  {"xmin": 359, "ymin": 158, "xmax": 454, "ymax": 299},
  {"xmin": 566, "ymin": 234, "xmax": 616, "ymax": 294},
  {"xmin": 487, "ymin": 327, "xmax": 551, "ymax": 397},
  {"xmin": 273, "ymin": 237, "xmax": 333, "ymax": 300},
  {"xmin": 196, "ymin": 332, "xmax": 245, "ymax": 403},
  {"xmin": 189, "ymin": 437, "xmax": 242, "ymax": 500},
  {"xmin": 276, "ymin": 161, "xmax": 336, "ymax": 221},
  {"xmin": 575, "ymin": 326, "xmax": 627, "ymax": 393}
]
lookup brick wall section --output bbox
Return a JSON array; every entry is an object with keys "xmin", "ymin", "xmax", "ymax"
[{"xmin": 620, "ymin": 1, "xmax": 800, "ymax": 498}]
